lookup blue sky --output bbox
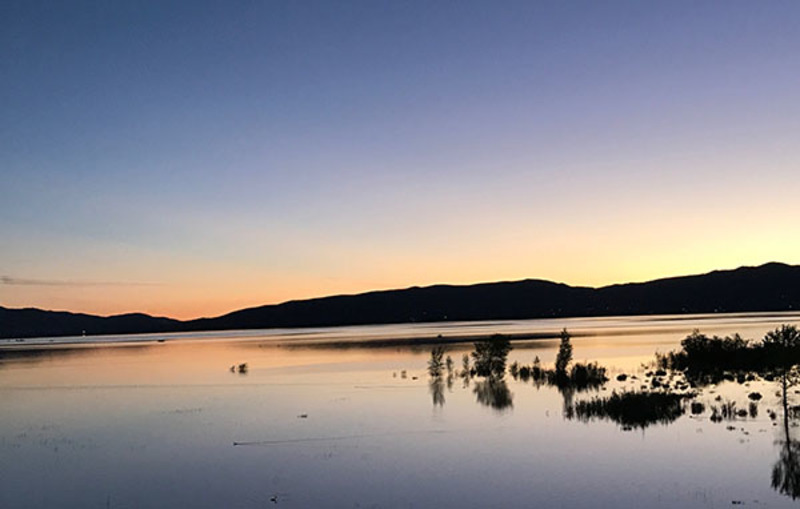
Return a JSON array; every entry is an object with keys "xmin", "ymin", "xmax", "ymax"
[{"xmin": 2, "ymin": 1, "xmax": 799, "ymax": 318}]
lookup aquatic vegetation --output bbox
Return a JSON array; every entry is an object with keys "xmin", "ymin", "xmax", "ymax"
[
  {"xmin": 471, "ymin": 334, "xmax": 512, "ymax": 377},
  {"xmin": 554, "ymin": 328, "xmax": 573, "ymax": 377},
  {"xmin": 511, "ymin": 359, "xmax": 607, "ymax": 391},
  {"xmin": 428, "ymin": 346, "xmax": 446, "ymax": 377},
  {"xmin": 720, "ymin": 399, "xmax": 738, "ymax": 420},
  {"xmin": 508, "ymin": 330, "xmax": 607, "ymax": 391},
  {"xmin": 436, "ymin": 336, "xmax": 516, "ymax": 409},
  {"xmin": 571, "ymin": 391, "xmax": 686, "ymax": 429},
  {"xmin": 230, "ymin": 363, "xmax": 248, "ymax": 374},
  {"xmin": 427, "ymin": 347, "xmax": 454, "ymax": 406},
  {"xmin": 650, "ymin": 325, "xmax": 800, "ymax": 500},
  {"xmin": 658, "ymin": 325, "xmax": 800, "ymax": 385},
  {"xmin": 764, "ymin": 325, "xmax": 800, "ymax": 352},
  {"xmin": 567, "ymin": 362, "xmax": 607, "ymax": 390}
]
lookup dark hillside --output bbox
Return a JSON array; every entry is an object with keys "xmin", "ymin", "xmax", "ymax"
[{"xmin": 2, "ymin": 263, "xmax": 798, "ymax": 339}]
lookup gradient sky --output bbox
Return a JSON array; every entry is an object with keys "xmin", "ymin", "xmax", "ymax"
[{"xmin": 2, "ymin": 0, "xmax": 799, "ymax": 319}]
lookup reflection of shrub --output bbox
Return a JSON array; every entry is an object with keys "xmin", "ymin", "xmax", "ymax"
[
  {"xmin": 572, "ymin": 391, "xmax": 686, "ymax": 429},
  {"xmin": 473, "ymin": 377, "xmax": 513, "ymax": 411},
  {"xmin": 429, "ymin": 376, "xmax": 445, "ymax": 407},
  {"xmin": 772, "ymin": 439, "xmax": 800, "ymax": 499}
]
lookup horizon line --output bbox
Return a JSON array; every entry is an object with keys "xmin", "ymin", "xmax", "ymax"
[{"xmin": 1, "ymin": 260, "xmax": 792, "ymax": 322}]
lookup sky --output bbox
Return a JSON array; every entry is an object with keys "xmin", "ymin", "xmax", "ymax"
[{"xmin": 2, "ymin": 0, "xmax": 799, "ymax": 319}]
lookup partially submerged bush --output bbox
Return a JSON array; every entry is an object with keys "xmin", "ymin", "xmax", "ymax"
[
  {"xmin": 508, "ymin": 330, "xmax": 607, "ymax": 391},
  {"xmin": 571, "ymin": 391, "xmax": 686, "ymax": 429},
  {"xmin": 428, "ymin": 346, "xmax": 446, "ymax": 377},
  {"xmin": 555, "ymin": 328, "xmax": 573, "ymax": 376},
  {"xmin": 569, "ymin": 361, "xmax": 608, "ymax": 390},
  {"xmin": 472, "ymin": 334, "xmax": 512, "ymax": 377},
  {"xmin": 658, "ymin": 325, "xmax": 800, "ymax": 385}
]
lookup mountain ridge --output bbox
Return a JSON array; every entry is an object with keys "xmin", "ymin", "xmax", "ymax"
[{"xmin": 2, "ymin": 262, "xmax": 799, "ymax": 339}]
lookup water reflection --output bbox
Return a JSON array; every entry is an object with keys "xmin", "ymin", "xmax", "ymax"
[
  {"xmin": 7, "ymin": 317, "xmax": 800, "ymax": 508},
  {"xmin": 583, "ymin": 324, "xmax": 800, "ymax": 500},
  {"xmin": 429, "ymin": 376, "xmax": 446, "ymax": 406},
  {"xmin": 773, "ymin": 433, "xmax": 800, "ymax": 499},
  {"xmin": 422, "ymin": 324, "xmax": 800, "ymax": 501},
  {"xmin": 773, "ymin": 368, "xmax": 800, "ymax": 499},
  {"xmin": 473, "ymin": 378, "xmax": 513, "ymax": 410}
]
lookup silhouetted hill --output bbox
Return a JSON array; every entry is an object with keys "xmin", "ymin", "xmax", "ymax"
[
  {"xmin": 0, "ymin": 307, "xmax": 182, "ymax": 339},
  {"xmin": 183, "ymin": 263, "xmax": 800, "ymax": 332},
  {"xmin": 184, "ymin": 278, "xmax": 596, "ymax": 331},
  {"xmin": 595, "ymin": 262, "xmax": 800, "ymax": 315},
  {"xmin": 2, "ymin": 263, "xmax": 799, "ymax": 339}
]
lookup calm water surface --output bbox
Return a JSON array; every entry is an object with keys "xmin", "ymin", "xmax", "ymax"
[{"xmin": 2, "ymin": 313, "xmax": 800, "ymax": 508}]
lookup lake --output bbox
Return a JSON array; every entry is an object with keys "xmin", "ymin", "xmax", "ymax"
[{"xmin": 3, "ymin": 312, "xmax": 800, "ymax": 508}]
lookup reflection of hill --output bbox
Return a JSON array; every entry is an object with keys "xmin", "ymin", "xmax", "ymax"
[{"xmin": 4, "ymin": 262, "xmax": 800, "ymax": 339}]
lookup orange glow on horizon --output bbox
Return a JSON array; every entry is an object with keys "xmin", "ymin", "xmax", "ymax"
[{"xmin": 3, "ymin": 254, "xmax": 797, "ymax": 320}]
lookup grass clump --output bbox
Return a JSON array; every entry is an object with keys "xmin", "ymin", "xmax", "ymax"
[{"xmin": 572, "ymin": 391, "xmax": 686, "ymax": 429}]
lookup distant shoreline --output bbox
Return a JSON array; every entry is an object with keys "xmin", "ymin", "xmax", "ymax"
[
  {"xmin": 3, "ymin": 310, "xmax": 800, "ymax": 351},
  {"xmin": 3, "ymin": 262, "xmax": 800, "ymax": 341}
]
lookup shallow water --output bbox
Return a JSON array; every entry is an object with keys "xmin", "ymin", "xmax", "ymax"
[{"xmin": 2, "ymin": 312, "xmax": 800, "ymax": 508}]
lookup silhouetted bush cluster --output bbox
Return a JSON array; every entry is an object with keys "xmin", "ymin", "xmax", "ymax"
[
  {"xmin": 658, "ymin": 325, "xmax": 800, "ymax": 384},
  {"xmin": 471, "ymin": 334, "xmax": 512, "ymax": 377},
  {"xmin": 571, "ymin": 391, "xmax": 686, "ymax": 429},
  {"xmin": 428, "ymin": 346, "xmax": 446, "ymax": 377},
  {"xmin": 510, "ymin": 329, "xmax": 607, "ymax": 391},
  {"xmin": 512, "ymin": 357, "xmax": 607, "ymax": 390}
]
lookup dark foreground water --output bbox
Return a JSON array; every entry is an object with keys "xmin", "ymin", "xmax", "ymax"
[{"xmin": 2, "ymin": 312, "xmax": 800, "ymax": 508}]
